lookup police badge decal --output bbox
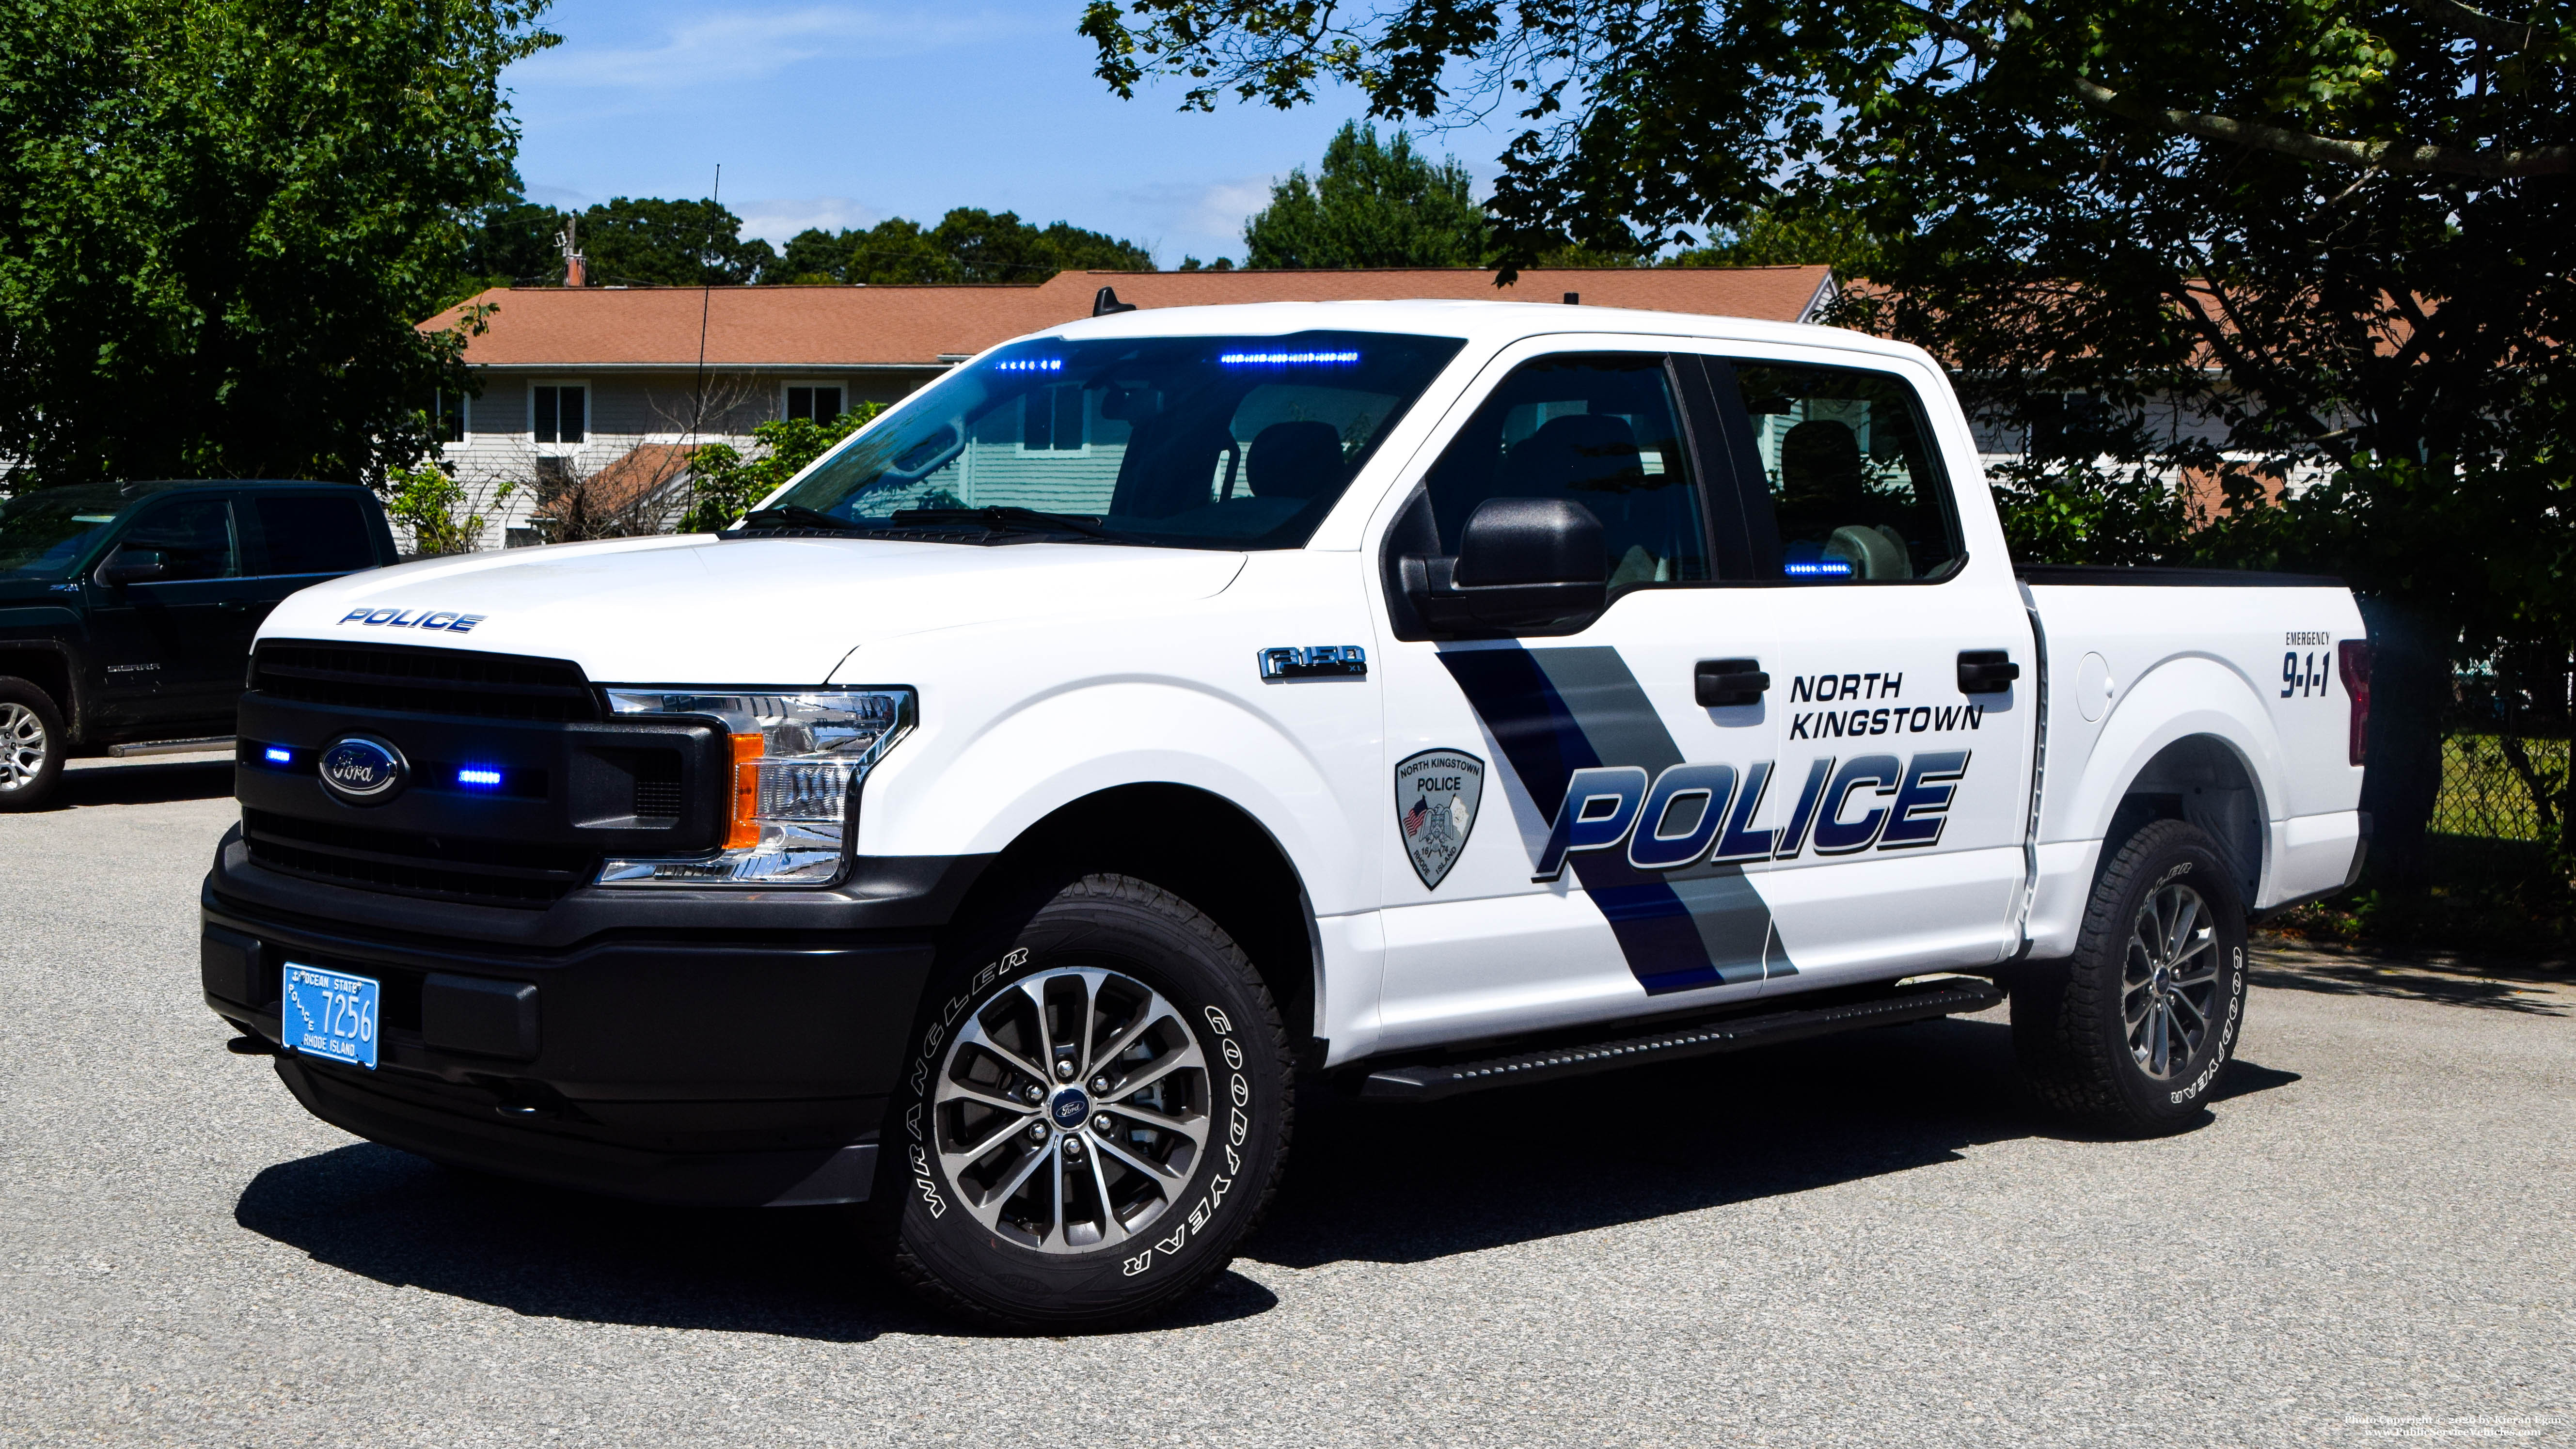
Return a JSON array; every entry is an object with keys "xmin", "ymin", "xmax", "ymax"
[{"xmin": 1394, "ymin": 749, "xmax": 1485, "ymax": 889}]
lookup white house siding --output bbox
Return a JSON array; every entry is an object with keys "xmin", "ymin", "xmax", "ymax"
[{"xmin": 414, "ymin": 368, "xmax": 944, "ymax": 552}]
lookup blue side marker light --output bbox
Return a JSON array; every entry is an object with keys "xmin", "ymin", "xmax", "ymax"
[
  {"xmin": 263, "ymin": 746, "xmax": 293, "ymax": 765},
  {"xmin": 456, "ymin": 767, "xmax": 504, "ymax": 788}
]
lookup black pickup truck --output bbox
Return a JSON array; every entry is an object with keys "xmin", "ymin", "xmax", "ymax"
[{"xmin": 0, "ymin": 479, "xmax": 398, "ymax": 810}]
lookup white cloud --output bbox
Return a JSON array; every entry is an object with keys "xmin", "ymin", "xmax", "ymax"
[
  {"xmin": 522, "ymin": 181, "xmax": 594, "ymax": 211},
  {"xmin": 517, "ymin": 5, "xmax": 1036, "ymax": 90},
  {"xmin": 1110, "ymin": 174, "xmax": 1280, "ymax": 262},
  {"xmin": 734, "ymin": 196, "xmax": 883, "ymax": 245}
]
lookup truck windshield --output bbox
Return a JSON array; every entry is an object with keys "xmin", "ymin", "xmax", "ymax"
[
  {"xmin": 753, "ymin": 330, "xmax": 1464, "ymax": 549},
  {"xmin": 0, "ymin": 487, "xmax": 125, "ymax": 581}
]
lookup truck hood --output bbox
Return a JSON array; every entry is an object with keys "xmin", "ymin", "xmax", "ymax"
[{"xmin": 259, "ymin": 534, "xmax": 1248, "ymax": 684}]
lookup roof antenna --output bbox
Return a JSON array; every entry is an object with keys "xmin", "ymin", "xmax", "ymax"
[
  {"xmin": 1093, "ymin": 285, "xmax": 1138, "ymax": 317},
  {"xmin": 683, "ymin": 164, "xmax": 721, "ymax": 507}
]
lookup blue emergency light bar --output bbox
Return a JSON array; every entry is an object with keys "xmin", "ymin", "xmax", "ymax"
[
  {"xmin": 1217, "ymin": 350, "xmax": 1360, "ymax": 367},
  {"xmin": 991, "ymin": 358, "xmax": 1064, "ymax": 374}
]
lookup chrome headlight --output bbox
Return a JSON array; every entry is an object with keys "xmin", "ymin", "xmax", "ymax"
[{"xmin": 596, "ymin": 688, "xmax": 915, "ymax": 887}]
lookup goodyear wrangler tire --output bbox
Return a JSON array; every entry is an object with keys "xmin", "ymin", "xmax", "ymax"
[
  {"xmin": 878, "ymin": 873, "xmax": 1293, "ymax": 1329},
  {"xmin": 2011, "ymin": 819, "xmax": 2249, "ymax": 1136}
]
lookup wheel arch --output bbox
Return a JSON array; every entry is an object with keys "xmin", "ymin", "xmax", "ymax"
[
  {"xmin": 0, "ymin": 643, "xmax": 78, "ymax": 740},
  {"xmin": 945, "ymin": 783, "xmax": 1322, "ymax": 1058},
  {"xmin": 2055, "ymin": 654, "xmax": 2287, "ymax": 907}
]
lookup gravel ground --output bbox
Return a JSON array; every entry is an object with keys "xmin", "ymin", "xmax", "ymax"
[{"xmin": 3, "ymin": 759, "xmax": 2570, "ymax": 1447}]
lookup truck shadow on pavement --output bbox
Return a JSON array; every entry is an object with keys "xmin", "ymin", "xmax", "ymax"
[
  {"xmin": 48, "ymin": 760, "xmax": 234, "ymax": 808},
  {"xmin": 232, "ymin": 1015, "xmax": 2297, "ymax": 1338}
]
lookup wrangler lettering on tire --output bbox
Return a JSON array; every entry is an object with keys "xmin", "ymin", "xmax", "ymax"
[{"xmin": 876, "ymin": 873, "xmax": 1292, "ymax": 1329}]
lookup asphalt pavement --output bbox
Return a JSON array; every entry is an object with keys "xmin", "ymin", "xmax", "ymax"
[{"xmin": 3, "ymin": 757, "xmax": 2570, "ymax": 1447}]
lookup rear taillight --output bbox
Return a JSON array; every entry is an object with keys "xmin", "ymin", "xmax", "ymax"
[{"xmin": 2338, "ymin": 639, "xmax": 2372, "ymax": 767}]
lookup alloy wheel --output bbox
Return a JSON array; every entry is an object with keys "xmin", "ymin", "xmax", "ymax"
[
  {"xmin": 0, "ymin": 703, "xmax": 47, "ymax": 792},
  {"xmin": 2123, "ymin": 882, "xmax": 2220, "ymax": 1078},
  {"xmin": 932, "ymin": 965, "xmax": 1212, "ymax": 1253}
]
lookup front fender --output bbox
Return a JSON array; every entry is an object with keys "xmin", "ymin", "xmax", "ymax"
[{"xmin": 855, "ymin": 677, "xmax": 1369, "ymax": 916}]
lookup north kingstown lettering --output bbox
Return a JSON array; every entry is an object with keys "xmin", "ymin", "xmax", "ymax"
[
  {"xmin": 1789, "ymin": 670, "xmax": 1907, "ymax": 704},
  {"xmin": 1789, "ymin": 703, "xmax": 1981, "ymax": 741}
]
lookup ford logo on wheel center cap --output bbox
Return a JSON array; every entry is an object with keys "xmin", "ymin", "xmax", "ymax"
[{"xmin": 318, "ymin": 735, "xmax": 408, "ymax": 804}]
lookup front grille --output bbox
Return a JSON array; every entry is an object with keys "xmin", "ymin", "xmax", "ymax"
[
  {"xmin": 242, "ymin": 808, "xmax": 595, "ymax": 907},
  {"xmin": 251, "ymin": 642, "xmax": 599, "ymax": 723}
]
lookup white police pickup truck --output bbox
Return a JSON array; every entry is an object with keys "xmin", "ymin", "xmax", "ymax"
[{"xmin": 201, "ymin": 300, "xmax": 2369, "ymax": 1328}]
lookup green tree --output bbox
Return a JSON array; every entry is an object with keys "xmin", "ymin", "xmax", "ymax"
[
  {"xmin": 1087, "ymin": 0, "xmax": 2576, "ymax": 885},
  {"xmin": 771, "ymin": 210, "xmax": 1153, "ymax": 285},
  {"xmin": 387, "ymin": 465, "xmax": 514, "ymax": 556},
  {"xmin": 1242, "ymin": 123, "xmax": 1488, "ymax": 268},
  {"xmin": 0, "ymin": 0, "xmax": 555, "ymax": 491},
  {"xmin": 461, "ymin": 189, "xmax": 570, "ymax": 293},
  {"xmin": 682, "ymin": 406, "xmax": 882, "ymax": 533},
  {"xmin": 579, "ymin": 197, "xmax": 776, "ymax": 286}
]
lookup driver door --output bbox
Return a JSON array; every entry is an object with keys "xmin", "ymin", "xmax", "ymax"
[{"xmin": 1369, "ymin": 346, "xmax": 1784, "ymax": 1054}]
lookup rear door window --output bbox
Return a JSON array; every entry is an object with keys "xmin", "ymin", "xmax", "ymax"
[
  {"xmin": 253, "ymin": 495, "xmax": 377, "ymax": 576},
  {"xmin": 1723, "ymin": 361, "xmax": 1965, "ymax": 582}
]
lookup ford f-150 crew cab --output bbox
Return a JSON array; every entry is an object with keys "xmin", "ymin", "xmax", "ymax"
[{"xmin": 200, "ymin": 301, "xmax": 2370, "ymax": 1328}]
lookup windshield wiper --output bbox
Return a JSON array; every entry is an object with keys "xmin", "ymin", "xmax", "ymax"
[
  {"xmin": 732, "ymin": 505, "xmax": 867, "ymax": 534},
  {"xmin": 889, "ymin": 506, "xmax": 1112, "ymax": 540}
]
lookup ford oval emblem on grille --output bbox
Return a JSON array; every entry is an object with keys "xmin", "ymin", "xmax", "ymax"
[{"xmin": 318, "ymin": 735, "xmax": 408, "ymax": 805}]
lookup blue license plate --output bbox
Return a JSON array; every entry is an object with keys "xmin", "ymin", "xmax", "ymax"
[{"xmin": 282, "ymin": 963, "xmax": 380, "ymax": 1070}]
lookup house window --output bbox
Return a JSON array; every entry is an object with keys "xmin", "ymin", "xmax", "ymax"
[
  {"xmin": 532, "ymin": 383, "xmax": 586, "ymax": 446},
  {"xmin": 1022, "ymin": 385, "xmax": 1085, "ymax": 452},
  {"xmin": 431, "ymin": 391, "xmax": 467, "ymax": 443},
  {"xmin": 786, "ymin": 384, "xmax": 843, "ymax": 423}
]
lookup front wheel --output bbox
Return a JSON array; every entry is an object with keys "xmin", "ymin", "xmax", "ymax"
[
  {"xmin": 0, "ymin": 678, "xmax": 66, "ymax": 812},
  {"xmin": 2011, "ymin": 819, "xmax": 2249, "ymax": 1135},
  {"xmin": 876, "ymin": 873, "xmax": 1293, "ymax": 1330}
]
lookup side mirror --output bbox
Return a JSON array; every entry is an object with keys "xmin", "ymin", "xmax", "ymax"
[
  {"xmin": 1406, "ymin": 497, "xmax": 1608, "ymax": 634},
  {"xmin": 97, "ymin": 548, "xmax": 167, "ymax": 586}
]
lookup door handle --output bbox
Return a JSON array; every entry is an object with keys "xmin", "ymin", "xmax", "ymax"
[
  {"xmin": 1958, "ymin": 649, "xmax": 2021, "ymax": 693},
  {"xmin": 1695, "ymin": 658, "xmax": 1770, "ymax": 707}
]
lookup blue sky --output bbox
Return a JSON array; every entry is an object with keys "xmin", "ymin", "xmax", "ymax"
[{"xmin": 504, "ymin": 1, "xmax": 1504, "ymax": 267}]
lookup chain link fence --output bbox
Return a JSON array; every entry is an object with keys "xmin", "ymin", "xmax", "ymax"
[{"xmin": 2434, "ymin": 731, "xmax": 2570, "ymax": 843}]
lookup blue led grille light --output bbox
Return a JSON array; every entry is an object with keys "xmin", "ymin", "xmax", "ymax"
[
  {"xmin": 455, "ymin": 767, "xmax": 504, "ymax": 788},
  {"xmin": 263, "ymin": 746, "xmax": 292, "ymax": 765},
  {"xmin": 991, "ymin": 358, "xmax": 1064, "ymax": 374},
  {"xmin": 1217, "ymin": 350, "xmax": 1361, "ymax": 367}
]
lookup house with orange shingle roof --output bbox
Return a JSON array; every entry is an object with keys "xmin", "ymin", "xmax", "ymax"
[{"xmin": 413, "ymin": 266, "xmax": 1840, "ymax": 549}]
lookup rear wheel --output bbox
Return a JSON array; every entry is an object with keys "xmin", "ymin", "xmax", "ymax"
[
  {"xmin": 0, "ymin": 679, "xmax": 66, "ymax": 812},
  {"xmin": 2012, "ymin": 819, "xmax": 2249, "ymax": 1135},
  {"xmin": 876, "ymin": 872, "xmax": 1293, "ymax": 1330}
]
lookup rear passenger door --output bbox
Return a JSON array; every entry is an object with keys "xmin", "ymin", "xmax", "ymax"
[
  {"xmin": 241, "ymin": 490, "xmax": 384, "ymax": 627},
  {"xmin": 1371, "ymin": 346, "xmax": 1784, "ymax": 1051},
  {"xmin": 1700, "ymin": 350, "xmax": 2037, "ymax": 982}
]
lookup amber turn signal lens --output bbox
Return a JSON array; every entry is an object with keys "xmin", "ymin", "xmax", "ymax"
[{"xmin": 726, "ymin": 733, "xmax": 763, "ymax": 849}]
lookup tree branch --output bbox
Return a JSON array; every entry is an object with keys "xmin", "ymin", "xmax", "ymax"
[
  {"xmin": 2402, "ymin": 0, "xmax": 2568, "ymax": 51},
  {"xmin": 1887, "ymin": 0, "xmax": 2572, "ymax": 177}
]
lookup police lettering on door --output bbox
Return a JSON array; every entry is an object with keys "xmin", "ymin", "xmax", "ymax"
[{"xmin": 1534, "ymin": 751, "xmax": 1973, "ymax": 882}]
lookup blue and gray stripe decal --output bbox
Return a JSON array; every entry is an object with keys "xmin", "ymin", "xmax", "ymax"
[{"xmin": 1440, "ymin": 646, "xmax": 1793, "ymax": 996}]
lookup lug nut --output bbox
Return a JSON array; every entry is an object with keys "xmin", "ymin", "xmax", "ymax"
[
  {"xmin": 1024, "ymin": 1084, "xmax": 1043, "ymax": 1102},
  {"xmin": 1092, "ymin": 1113, "xmax": 1114, "ymax": 1133},
  {"xmin": 1028, "ymin": 1121, "xmax": 1048, "ymax": 1142},
  {"xmin": 1090, "ymin": 1076, "xmax": 1109, "ymax": 1094},
  {"xmin": 1062, "ymin": 1135, "xmax": 1085, "ymax": 1158},
  {"xmin": 1055, "ymin": 1059, "xmax": 1075, "ymax": 1080}
]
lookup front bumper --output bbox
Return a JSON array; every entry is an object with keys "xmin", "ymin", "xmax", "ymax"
[{"xmin": 203, "ymin": 831, "xmax": 983, "ymax": 1206}]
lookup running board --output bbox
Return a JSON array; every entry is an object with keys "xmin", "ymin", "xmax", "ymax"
[
  {"xmin": 1357, "ymin": 976, "xmax": 2005, "ymax": 1102},
  {"xmin": 107, "ymin": 736, "xmax": 234, "ymax": 758}
]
